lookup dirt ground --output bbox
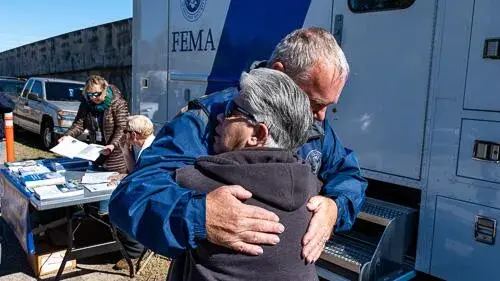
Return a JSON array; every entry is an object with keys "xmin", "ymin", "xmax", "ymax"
[{"xmin": 0, "ymin": 129, "xmax": 170, "ymax": 280}]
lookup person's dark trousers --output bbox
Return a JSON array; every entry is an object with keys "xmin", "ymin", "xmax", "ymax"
[{"xmin": 117, "ymin": 229, "xmax": 145, "ymax": 258}]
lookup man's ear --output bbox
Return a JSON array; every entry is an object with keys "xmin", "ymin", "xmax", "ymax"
[
  {"xmin": 248, "ymin": 123, "xmax": 269, "ymax": 147},
  {"xmin": 271, "ymin": 61, "xmax": 285, "ymax": 72}
]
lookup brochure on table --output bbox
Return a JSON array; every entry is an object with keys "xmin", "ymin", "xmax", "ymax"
[
  {"xmin": 82, "ymin": 171, "xmax": 119, "ymax": 196},
  {"xmin": 4, "ymin": 159, "xmax": 121, "ymax": 202},
  {"xmin": 33, "ymin": 182, "xmax": 84, "ymax": 201}
]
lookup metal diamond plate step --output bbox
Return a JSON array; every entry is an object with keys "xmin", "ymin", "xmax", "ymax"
[
  {"xmin": 320, "ymin": 235, "xmax": 375, "ymax": 274},
  {"xmin": 357, "ymin": 197, "xmax": 416, "ymax": 225}
]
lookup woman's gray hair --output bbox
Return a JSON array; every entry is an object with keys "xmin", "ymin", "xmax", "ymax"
[
  {"xmin": 239, "ymin": 68, "xmax": 313, "ymax": 150},
  {"xmin": 268, "ymin": 27, "xmax": 349, "ymax": 83}
]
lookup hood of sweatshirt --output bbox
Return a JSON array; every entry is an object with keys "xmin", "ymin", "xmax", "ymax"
[{"xmin": 194, "ymin": 148, "xmax": 320, "ymax": 211}]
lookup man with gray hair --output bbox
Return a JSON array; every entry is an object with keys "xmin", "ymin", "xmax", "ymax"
[
  {"xmin": 110, "ymin": 27, "xmax": 367, "ymax": 265},
  {"xmin": 171, "ymin": 68, "xmax": 319, "ymax": 280}
]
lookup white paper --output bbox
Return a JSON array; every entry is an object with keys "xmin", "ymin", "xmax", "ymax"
[
  {"xmin": 50, "ymin": 136, "xmax": 105, "ymax": 161},
  {"xmin": 75, "ymin": 144, "xmax": 105, "ymax": 162},
  {"xmin": 33, "ymin": 185, "xmax": 63, "ymax": 201},
  {"xmin": 7, "ymin": 160, "xmax": 38, "ymax": 173},
  {"xmin": 18, "ymin": 164, "xmax": 51, "ymax": 177},
  {"xmin": 23, "ymin": 172, "xmax": 66, "ymax": 188},
  {"xmin": 84, "ymin": 183, "xmax": 116, "ymax": 193},
  {"xmin": 34, "ymin": 185, "xmax": 83, "ymax": 201},
  {"xmin": 81, "ymin": 172, "xmax": 118, "ymax": 184}
]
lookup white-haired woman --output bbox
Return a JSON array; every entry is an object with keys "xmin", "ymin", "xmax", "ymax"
[
  {"xmin": 110, "ymin": 115, "xmax": 156, "ymax": 270},
  {"xmin": 122, "ymin": 115, "xmax": 156, "ymax": 172}
]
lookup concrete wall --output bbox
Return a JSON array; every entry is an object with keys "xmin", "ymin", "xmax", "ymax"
[{"xmin": 0, "ymin": 18, "xmax": 132, "ymax": 99}]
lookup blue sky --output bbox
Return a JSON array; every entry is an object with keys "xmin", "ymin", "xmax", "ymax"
[{"xmin": 0, "ymin": 0, "xmax": 132, "ymax": 52}]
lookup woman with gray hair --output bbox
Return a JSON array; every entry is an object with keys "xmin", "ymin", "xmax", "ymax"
[
  {"xmin": 120, "ymin": 115, "xmax": 156, "ymax": 173},
  {"xmin": 111, "ymin": 114, "xmax": 156, "ymax": 271},
  {"xmin": 170, "ymin": 68, "xmax": 320, "ymax": 281}
]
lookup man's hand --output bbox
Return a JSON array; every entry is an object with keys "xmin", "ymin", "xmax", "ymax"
[
  {"xmin": 302, "ymin": 195, "xmax": 338, "ymax": 263},
  {"xmin": 206, "ymin": 185, "xmax": 285, "ymax": 256}
]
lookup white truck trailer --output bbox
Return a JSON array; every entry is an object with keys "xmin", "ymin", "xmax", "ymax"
[{"xmin": 131, "ymin": 1, "xmax": 500, "ymax": 280}]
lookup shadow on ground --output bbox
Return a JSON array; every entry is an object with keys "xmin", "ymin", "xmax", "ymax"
[
  {"xmin": 0, "ymin": 216, "xmax": 128, "ymax": 280},
  {"xmin": 13, "ymin": 128, "xmax": 46, "ymax": 151}
]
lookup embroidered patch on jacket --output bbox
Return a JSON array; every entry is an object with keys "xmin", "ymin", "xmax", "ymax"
[{"xmin": 306, "ymin": 149, "xmax": 322, "ymax": 175}]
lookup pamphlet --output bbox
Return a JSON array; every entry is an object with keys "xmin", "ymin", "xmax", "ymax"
[
  {"xmin": 83, "ymin": 182, "xmax": 118, "ymax": 196},
  {"xmin": 21, "ymin": 172, "xmax": 66, "ymax": 188},
  {"xmin": 33, "ymin": 182, "xmax": 84, "ymax": 201},
  {"xmin": 81, "ymin": 172, "xmax": 118, "ymax": 184},
  {"xmin": 50, "ymin": 136, "xmax": 105, "ymax": 161},
  {"xmin": 6, "ymin": 160, "xmax": 38, "ymax": 173},
  {"xmin": 18, "ymin": 164, "xmax": 52, "ymax": 177}
]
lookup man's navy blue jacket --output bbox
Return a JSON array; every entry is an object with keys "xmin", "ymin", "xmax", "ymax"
[{"xmin": 109, "ymin": 87, "xmax": 367, "ymax": 258}]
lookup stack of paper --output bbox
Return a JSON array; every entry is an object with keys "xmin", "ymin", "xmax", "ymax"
[
  {"xmin": 33, "ymin": 182, "xmax": 84, "ymax": 201},
  {"xmin": 6, "ymin": 160, "xmax": 38, "ymax": 173},
  {"xmin": 22, "ymin": 172, "xmax": 66, "ymax": 188},
  {"xmin": 83, "ymin": 183, "xmax": 117, "ymax": 196},
  {"xmin": 81, "ymin": 172, "xmax": 118, "ymax": 184},
  {"xmin": 81, "ymin": 171, "xmax": 119, "ymax": 196},
  {"xmin": 50, "ymin": 136, "xmax": 105, "ymax": 161},
  {"xmin": 18, "ymin": 164, "xmax": 52, "ymax": 177}
]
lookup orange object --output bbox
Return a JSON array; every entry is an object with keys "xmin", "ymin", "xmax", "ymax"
[{"xmin": 4, "ymin": 112, "xmax": 14, "ymax": 162}]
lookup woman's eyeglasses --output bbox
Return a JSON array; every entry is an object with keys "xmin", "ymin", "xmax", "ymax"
[
  {"xmin": 86, "ymin": 92, "xmax": 101, "ymax": 98},
  {"xmin": 224, "ymin": 99, "xmax": 259, "ymax": 124}
]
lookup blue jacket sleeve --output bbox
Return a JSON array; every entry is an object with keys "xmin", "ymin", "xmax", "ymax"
[
  {"xmin": 319, "ymin": 124, "xmax": 368, "ymax": 232},
  {"xmin": 109, "ymin": 110, "xmax": 209, "ymax": 258}
]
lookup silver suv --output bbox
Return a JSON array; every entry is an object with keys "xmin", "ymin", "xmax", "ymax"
[{"xmin": 12, "ymin": 77, "xmax": 85, "ymax": 149}]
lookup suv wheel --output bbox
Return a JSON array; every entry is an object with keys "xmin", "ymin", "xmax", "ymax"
[{"xmin": 41, "ymin": 120, "xmax": 55, "ymax": 150}]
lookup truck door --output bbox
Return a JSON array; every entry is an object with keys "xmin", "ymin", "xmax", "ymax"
[
  {"xmin": 15, "ymin": 79, "xmax": 33, "ymax": 130},
  {"xmin": 331, "ymin": 0, "xmax": 436, "ymax": 181},
  {"xmin": 133, "ymin": 0, "xmax": 224, "ymax": 124},
  {"xmin": 132, "ymin": 0, "xmax": 170, "ymax": 125},
  {"xmin": 26, "ymin": 80, "xmax": 44, "ymax": 132}
]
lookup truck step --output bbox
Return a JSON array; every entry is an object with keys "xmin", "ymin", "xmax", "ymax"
[
  {"xmin": 358, "ymin": 197, "xmax": 416, "ymax": 226},
  {"xmin": 403, "ymin": 255, "xmax": 415, "ymax": 271},
  {"xmin": 321, "ymin": 235, "xmax": 375, "ymax": 274}
]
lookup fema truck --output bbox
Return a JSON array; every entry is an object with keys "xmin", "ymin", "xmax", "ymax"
[{"xmin": 131, "ymin": 1, "xmax": 499, "ymax": 280}]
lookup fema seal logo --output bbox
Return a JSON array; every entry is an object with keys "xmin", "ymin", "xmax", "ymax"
[
  {"xmin": 306, "ymin": 150, "xmax": 322, "ymax": 175},
  {"xmin": 181, "ymin": 0, "xmax": 206, "ymax": 22}
]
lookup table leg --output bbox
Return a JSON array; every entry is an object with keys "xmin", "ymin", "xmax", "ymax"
[{"xmin": 55, "ymin": 207, "xmax": 73, "ymax": 281}]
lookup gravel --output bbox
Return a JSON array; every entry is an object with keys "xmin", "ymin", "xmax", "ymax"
[{"xmin": 0, "ymin": 129, "xmax": 170, "ymax": 281}]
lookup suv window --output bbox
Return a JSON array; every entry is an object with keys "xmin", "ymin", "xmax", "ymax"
[
  {"xmin": 22, "ymin": 80, "xmax": 34, "ymax": 97},
  {"xmin": 349, "ymin": 0, "xmax": 416, "ymax": 13},
  {"xmin": 31, "ymin": 81, "xmax": 43, "ymax": 97},
  {"xmin": 0, "ymin": 80, "xmax": 25, "ymax": 93},
  {"xmin": 45, "ymin": 82, "xmax": 84, "ymax": 102}
]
